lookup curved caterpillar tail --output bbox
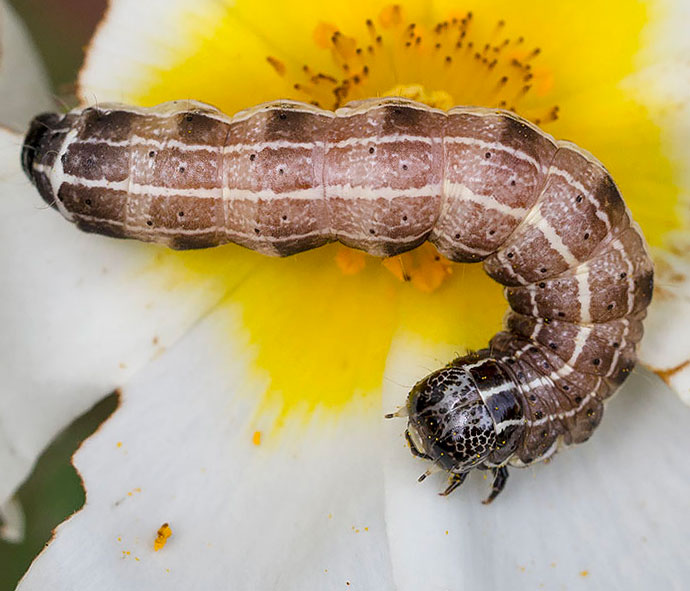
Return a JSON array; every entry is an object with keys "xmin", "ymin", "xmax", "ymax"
[{"xmin": 23, "ymin": 97, "xmax": 653, "ymax": 501}]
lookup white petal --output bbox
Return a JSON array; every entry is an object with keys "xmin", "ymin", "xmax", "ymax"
[
  {"xmin": 639, "ymin": 246, "xmax": 690, "ymax": 404},
  {"xmin": 382, "ymin": 334, "xmax": 690, "ymax": 590},
  {"xmin": 0, "ymin": 2, "xmax": 53, "ymax": 130},
  {"xmin": 0, "ymin": 127, "xmax": 239, "ymax": 505},
  {"xmin": 0, "ymin": 495, "xmax": 25, "ymax": 543},
  {"xmin": 18, "ymin": 304, "xmax": 395, "ymax": 590},
  {"xmin": 622, "ymin": 57, "xmax": 690, "ymax": 403}
]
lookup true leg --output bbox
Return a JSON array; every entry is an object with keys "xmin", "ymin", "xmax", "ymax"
[
  {"xmin": 405, "ymin": 430, "xmax": 432, "ymax": 460},
  {"xmin": 439, "ymin": 472, "xmax": 468, "ymax": 497},
  {"xmin": 482, "ymin": 466, "xmax": 509, "ymax": 504}
]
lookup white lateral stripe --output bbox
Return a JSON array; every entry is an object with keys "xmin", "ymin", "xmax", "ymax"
[
  {"xmin": 73, "ymin": 213, "xmax": 327, "ymax": 242},
  {"xmin": 71, "ymin": 214, "xmax": 431, "ymax": 245},
  {"xmin": 495, "ymin": 418, "xmax": 525, "ymax": 433},
  {"xmin": 327, "ymin": 183, "xmax": 440, "ymax": 201},
  {"xmin": 477, "ymin": 381, "xmax": 515, "ymax": 403},
  {"xmin": 527, "ymin": 390, "xmax": 597, "ymax": 427},
  {"xmin": 525, "ymin": 209, "xmax": 579, "ymax": 267},
  {"xmin": 550, "ymin": 167, "xmax": 612, "ymax": 232},
  {"xmin": 47, "ymin": 129, "xmax": 78, "ymax": 222},
  {"xmin": 77, "ymin": 136, "xmax": 318, "ymax": 154},
  {"xmin": 444, "ymin": 136, "xmax": 542, "ymax": 171},
  {"xmin": 576, "ymin": 263, "xmax": 592, "ymax": 323},
  {"xmin": 330, "ymin": 134, "xmax": 434, "ymax": 149},
  {"xmin": 443, "ymin": 182, "xmax": 529, "ymax": 219},
  {"xmin": 567, "ymin": 324, "xmax": 591, "ymax": 366},
  {"xmin": 33, "ymin": 165, "xmax": 327, "ymax": 202}
]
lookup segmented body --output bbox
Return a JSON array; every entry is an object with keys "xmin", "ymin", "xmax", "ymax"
[{"xmin": 22, "ymin": 97, "xmax": 654, "ymax": 496}]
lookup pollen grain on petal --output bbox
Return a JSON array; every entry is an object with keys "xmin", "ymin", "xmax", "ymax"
[
  {"xmin": 335, "ymin": 246, "xmax": 367, "ymax": 275},
  {"xmin": 378, "ymin": 4, "xmax": 404, "ymax": 29},
  {"xmin": 382, "ymin": 244, "xmax": 453, "ymax": 294},
  {"xmin": 313, "ymin": 21, "xmax": 339, "ymax": 50},
  {"xmin": 154, "ymin": 522, "xmax": 172, "ymax": 552}
]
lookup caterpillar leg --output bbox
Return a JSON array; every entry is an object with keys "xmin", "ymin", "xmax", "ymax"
[
  {"xmin": 405, "ymin": 429, "xmax": 432, "ymax": 460},
  {"xmin": 482, "ymin": 466, "xmax": 509, "ymax": 505},
  {"xmin": 439, "ymin": 472, "xmax": 468, "ymax": 497}
]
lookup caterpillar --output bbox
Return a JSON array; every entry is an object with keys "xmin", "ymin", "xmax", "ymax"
[{"xmin": 22, "ymin": 97, "xmax": 654, "ymax": 503}]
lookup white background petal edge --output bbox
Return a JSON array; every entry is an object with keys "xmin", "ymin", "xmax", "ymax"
[
  {"xmin": 15, "ymin": 320, "xmax": 690, "ymax": 590},
  {"xmin": 17, "ymin": 303, "xmax": 397, "ymax": 590},
  {"xmin": 382, "ymin": 332, "xmax": 690, "ymax": 591},
  {"xmin": 0, "ymin": 2, "xmax": 53, "ymax": 130},
  {"xmin": 0, "ymin": 127, "xmax": 238, "ymax": 507}
]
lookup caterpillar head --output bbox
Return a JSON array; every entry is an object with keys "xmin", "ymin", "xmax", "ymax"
[{"xmin": 403, "ymin": 365, "xmax": 497, "ymax": 474}]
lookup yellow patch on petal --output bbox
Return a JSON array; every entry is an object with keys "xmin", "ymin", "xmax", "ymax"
[{"xmin": 114, "ymin": 0, "xmax": 682, "ymax": 426}]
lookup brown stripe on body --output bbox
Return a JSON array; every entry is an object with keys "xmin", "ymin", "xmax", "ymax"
[
  {"xmin": 484, "ymin": 145, "xmax": 629, "ymax": 286},
  {"xmin": 505, "ymin": 226, "xmax": 653, "ymax": 323},
  {"xmin": 505, "ymin": 312, "xmax": 644, "ymax": 378},
  {"xmin": 57, "ymin": 184, "xmax": 127, "ymax": 239},
  {"xmin": 123, "ymin": 112, "xmax": 220, "ymax": 246},
  {"xmin": 492, "ymin": 333, "xmax": 609, "ymax": 459},
  {"xmin": 75, "ymin": 107, "xmax": 135, "ymax": 142},
  {"xmin": 433, "ymin": 109, "xmax": 557, "ymax": 262},
  {"xmin": 26, "ymin": 115, "xmax": 79, "ymax": 208},
  {"xmin": 221, "ymin": 103, "xmax": 332, "ymax": 256},
  {"xmin": 326, "ymin": 99, "xmax": 445, "ymax": 256},
  {"xmin": 62, "ymin": 142, "xmax": 129, "ymax": 182}
]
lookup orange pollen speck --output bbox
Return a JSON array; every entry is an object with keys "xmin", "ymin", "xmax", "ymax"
[
  {"xmin": 580, "ymin": 570, "xmax": 590, "ymax": 577},
  {"xmin": 252, "ymin": 430, "xmax": 262, "ymax": 445},
  {"xmin": 334, "ymin": 246, "xmax": 367, "ymax": 275},
  {"xmin": 154, "ymin": 522, "xmax": 173, "ymax": 552},
  {"xmin": 382, "ymin": 243, "xmax": 453, "ymax": 293}
]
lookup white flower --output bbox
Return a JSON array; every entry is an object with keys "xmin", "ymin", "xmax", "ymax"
[{"xmin": 2, "ymin": 0, "xmax": 689, "ymax": 588}]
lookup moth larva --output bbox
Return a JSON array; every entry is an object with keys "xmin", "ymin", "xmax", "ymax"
[{"xmin": 22, "ymin": 97, "xmax": 654, "ymax": 502}]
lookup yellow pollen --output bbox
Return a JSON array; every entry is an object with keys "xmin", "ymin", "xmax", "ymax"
[
  {"xmin": 154, "ymin": 523, "xmax": 173, "ymax": 552},
  {"xmin": 379, "ymin": 4, "xmax": 403, "ymax": 28},
  {"xmin": 382, "ymin": 244, "xmax": 453, "ymax": 293},
  {"xmin": 282, "ymin": 4, "xmax": 558, "ymax": 124},
  {"xmin": 335, "ymin": 246, "xmax": 367, "ymax": 275},
  {"xmin": 252, "ymin": 430, "xmax": 262, "ymax": 445},
  {"xmin": 313, "ymin": 22, "xmax": 339, "ymax": 50}
]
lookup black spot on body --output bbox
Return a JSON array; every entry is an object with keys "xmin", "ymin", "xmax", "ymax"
[
  {"xmin": 498, "ymin": 115, "xmax": 542, "ymax": 152},
  {"xmin": 265, "ymin": 109, "xmax": 315, "ymax": 141},
  {"xmin": 382, "ymin": 105, "xmax": 422, "ymax": 133}
]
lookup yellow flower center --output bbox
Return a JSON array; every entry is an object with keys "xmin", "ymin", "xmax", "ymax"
[
  {"xmin": 129, "ymin": 0, "xmax": 680, "ymax": 433},
  {"xmin": 272, "ymin": 6, "xmax": 559, "ymax": 125},
  {"xmin": 263, "ymin": 5, "xmax": 561, "ymax": 292}
]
